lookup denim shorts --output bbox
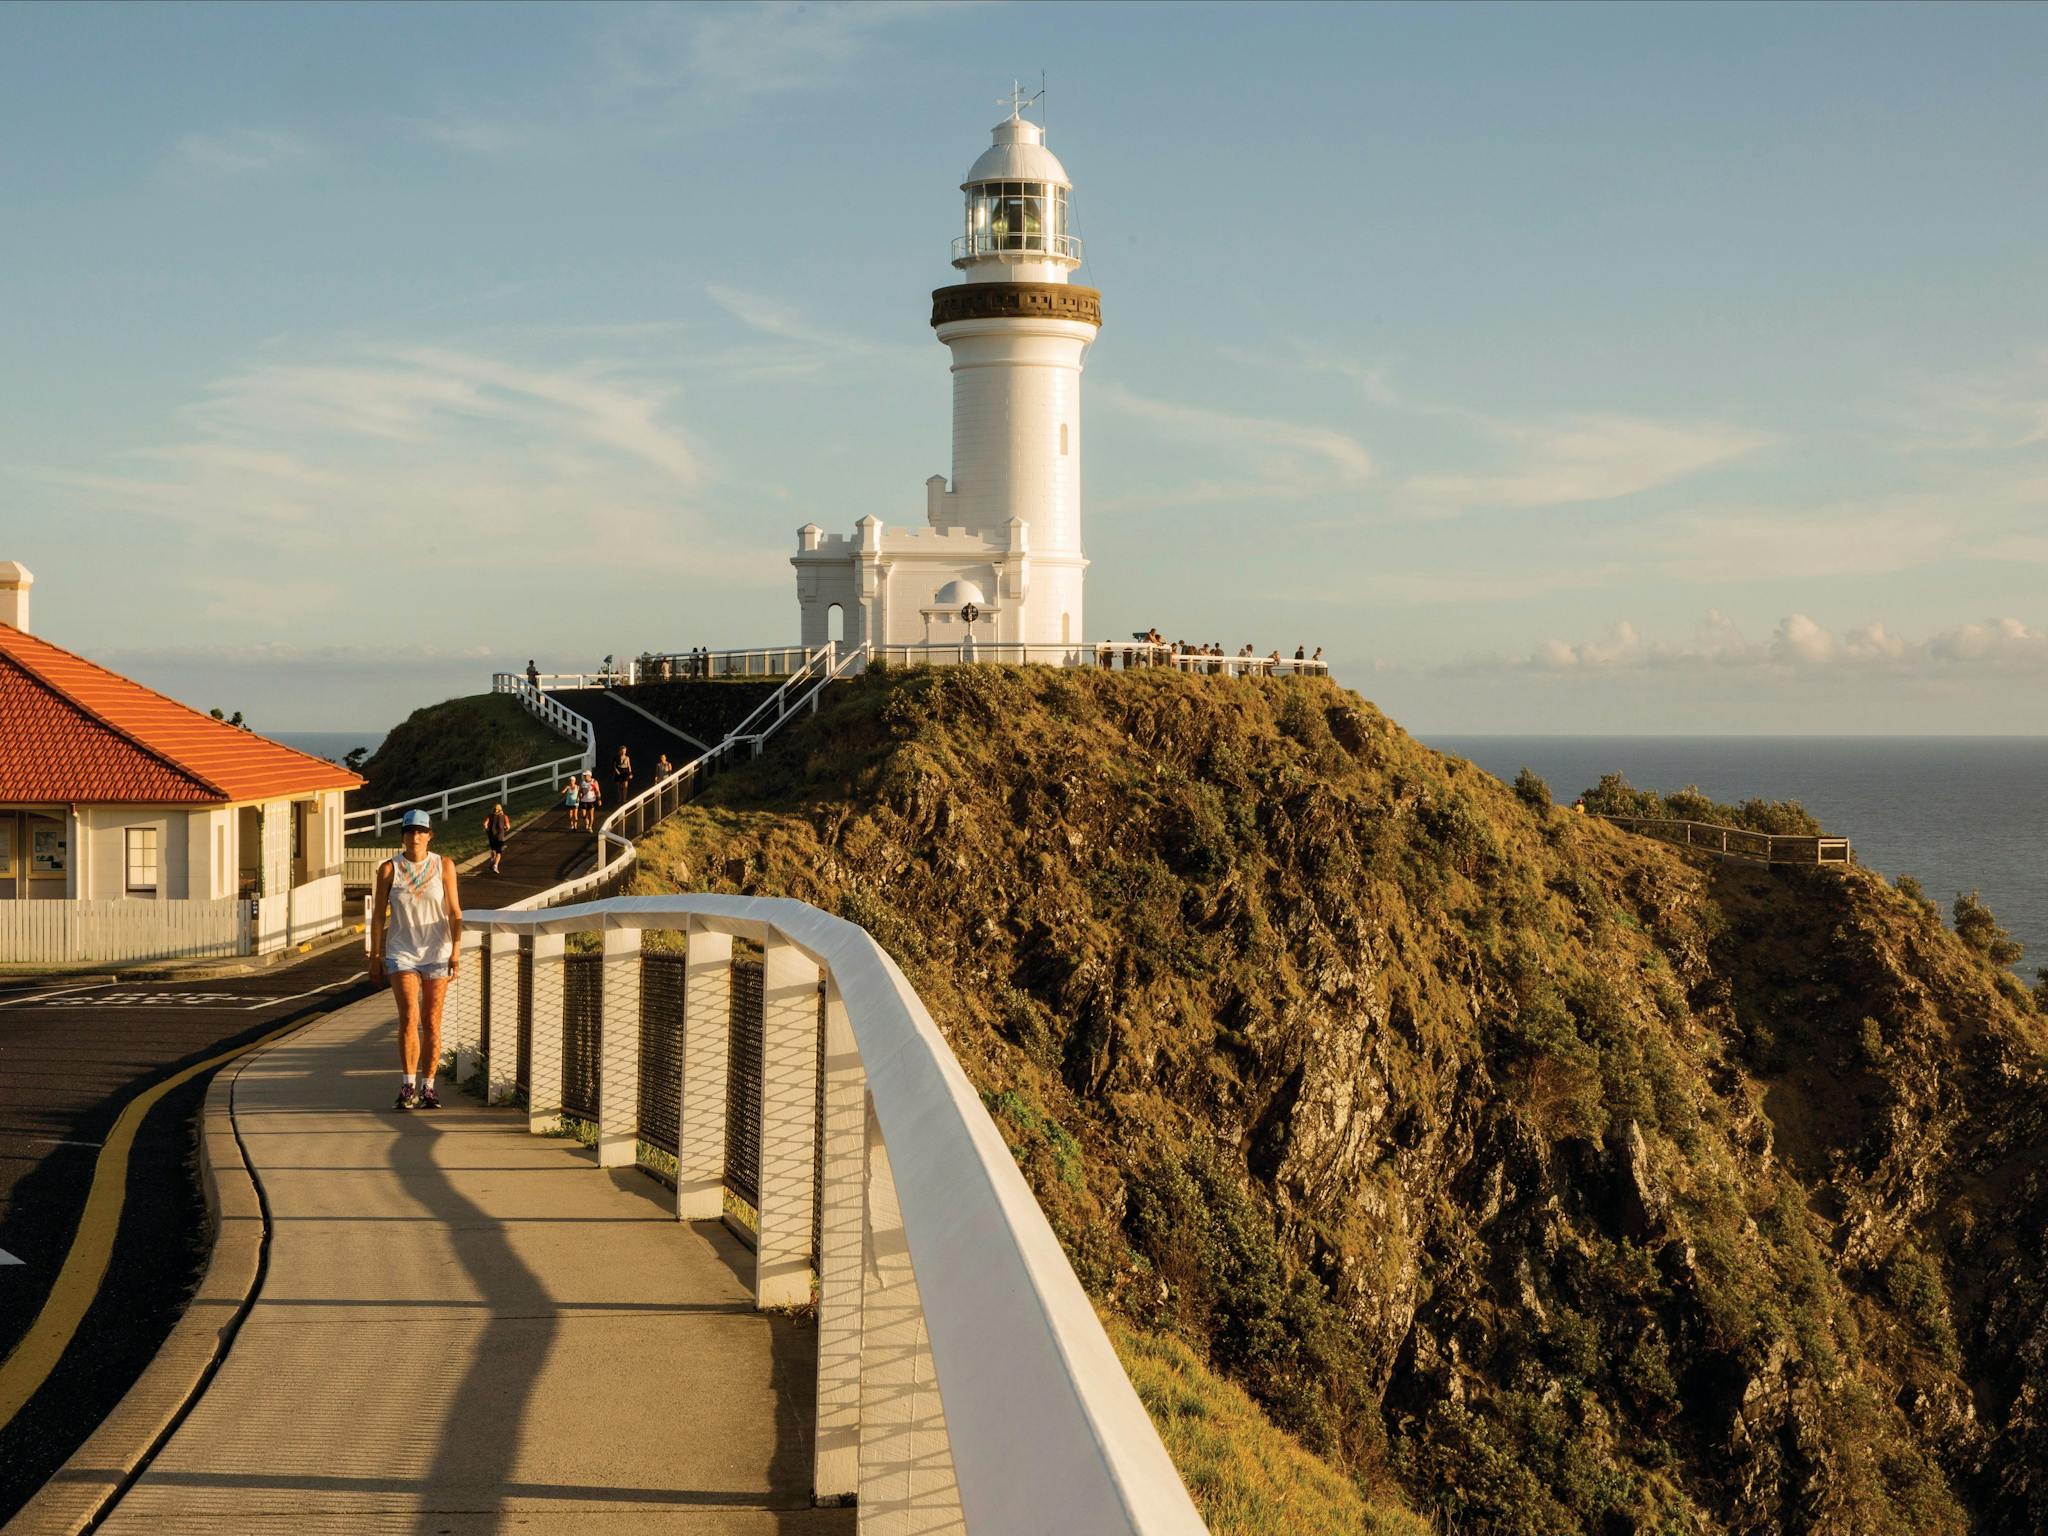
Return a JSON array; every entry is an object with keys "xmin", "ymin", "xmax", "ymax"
[{"xmin": 389, "ymin": 961, "xmax": 451, "ymax": 981}]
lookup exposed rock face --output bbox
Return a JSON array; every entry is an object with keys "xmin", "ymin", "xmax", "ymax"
[{"xmin": 637, "ymin": 666, "xmax": 2048, "ymax": 1536}]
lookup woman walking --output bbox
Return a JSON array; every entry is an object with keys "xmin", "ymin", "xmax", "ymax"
[
  {"xmin": 482, "ymin": 801, "xmax": 512, "ymax": 874},
  {"xmin": 369, "ymin": 810, "xmax": 461, "ymax": 1111},
  {"xmin": 579, "ymin": 770, "xmax": 601, "ymax": 832},
  {"xmin": 561, "ymin": 776, "xmax": 582, "ymax": 831}
]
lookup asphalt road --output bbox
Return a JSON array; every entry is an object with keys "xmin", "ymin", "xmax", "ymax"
[{"xmin": 0, "ymin": 943, "xmax": 379, "ymax": 1520}]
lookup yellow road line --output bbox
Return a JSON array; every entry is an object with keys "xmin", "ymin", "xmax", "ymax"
[{"xmin": 0, "ymin": 1008, "xmax": 332, "ymax": 1430}]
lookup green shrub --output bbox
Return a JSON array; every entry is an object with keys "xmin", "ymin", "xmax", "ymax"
[
  {"xmin": 1952, "ymin": 890, "xmax": 2023, "ymax": 967},
  {"xmin": 1514, "ymin": 766, "xmax": 1552, "ymax": 812}
]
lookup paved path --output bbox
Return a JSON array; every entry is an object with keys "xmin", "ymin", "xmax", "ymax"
[
  {"xmin": 100, "ymin": 992, "xmax": 850, "ymax": 1534},
  {"xmin": 2, "ymin": 807, "xmax": 599, "ymax": 1520}
]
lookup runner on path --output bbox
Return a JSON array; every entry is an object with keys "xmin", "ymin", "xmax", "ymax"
[
  {"xmin": 369, "ymin": 809, "xmax": 463, "ymax": 1111},
  {"xmin": 482, "ymin": 801, "xmax": 512, "ymax": 875},
  {"xmin": 612, "ymin": 745, "xmax": 634, "ymax": 808}
]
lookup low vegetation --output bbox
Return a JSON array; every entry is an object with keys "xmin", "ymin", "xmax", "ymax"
[
  {"xmin": 354, "ymin": 692, "xmax": 577, "ymax": 808},
  {"xmin": 624, "ymin": 665, "xmax": 2046, "ymax": 1534},
  {"xmin": 1575, "ymin": 768, "xmax": 1825, "ymax": 835}
]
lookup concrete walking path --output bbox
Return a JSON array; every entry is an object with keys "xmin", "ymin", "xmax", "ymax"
[{"xmin": 98, "ymin": 992, "xmax": 851, "ymax": 1534}]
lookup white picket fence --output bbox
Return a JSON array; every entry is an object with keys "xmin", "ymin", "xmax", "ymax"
[
  {"xmin": 0, "ymin": 873, "xmax": 350, "ymax": 965},
  {"xmin": 0, "ymin": 897, "xmax": 247, "ymax": 964}
]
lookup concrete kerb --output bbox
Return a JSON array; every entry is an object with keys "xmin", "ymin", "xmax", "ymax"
[{"xmin": 1, "ymin": 1030, "xmax": 279, "ymax": 1535}]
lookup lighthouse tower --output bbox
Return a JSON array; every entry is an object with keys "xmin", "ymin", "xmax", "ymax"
[{"xmin": 793, "ymin": 96, "xmax": 1103, "ymax": 656}]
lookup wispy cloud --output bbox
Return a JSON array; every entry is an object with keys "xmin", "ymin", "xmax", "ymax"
[
  {"xmin": 165, "ymin": 128, "xmax": 313, "ymax": 180},
  {"xmin": 20, "ymin": 339, "xmax": 800, "ymax": 618},
  {"xmin": 1095, "ymin": 383, "xmax": 1374, "ymax": 511},
  {"xmin": 410, "ymin": 2, "xmax": 953, "ymax": 157},
  {"xmin": 595, "ymin": 1, "xmax": 941, "ymax": 105},
  {"xmin": 1398, "ymin": 415, "xmax": 1771, "ymax": 517},
  {"xmin": 703, "ymin": 285, "xmax": 921, "ymax": 376}
]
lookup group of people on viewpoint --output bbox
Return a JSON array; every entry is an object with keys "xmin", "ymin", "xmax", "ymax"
[{"xmin": 1118, "ymin": 629, "xmax": 1325, "ymax": 674}]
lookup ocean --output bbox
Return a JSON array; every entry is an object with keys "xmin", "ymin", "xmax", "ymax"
[{"xmin": 1424, "ymin": 737, "xmax": 2048, "ymax": 977}]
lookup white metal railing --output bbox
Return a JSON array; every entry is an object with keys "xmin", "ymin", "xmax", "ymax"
[
  {"xmin": 724, "ymin": 642, "xmax": 844, "ymax": 745},
  {"xmin": 951, "ymin": 232, "xmax": 1084, "ymax": 263},
  {"xmin": 345, "ymin": 751, "xmax": 588, "ymax": 840},
  {"xmin": 857, "ymin": 641, "xmax": 1332, "ymax": 677},
  {"xmin": 630, "ymin": 646, "xmax": 821, "ymax": 684},
  {"xmin": 492, "ymin": 677, "xmax": 600, "ymax": 763},
  {"xmin": 504, "ymin": 649, "xmax": 823, "ymax": 691},
  {"xmin": 449, "ymin": 893, "xmax": 1205, "ymax": 1533},
  {"xmin": 353, "ymin": 680, "xmax": 593, "ymax": 841}
]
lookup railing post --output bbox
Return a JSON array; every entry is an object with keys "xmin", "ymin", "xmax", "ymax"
[
  {"xmin": 859, "ymin": 1088, "xmax": 964, "ymax": 1524},
  {"xmin": 597, "ymin": 926, "xmax": 643, "ymax": 1168},
  {"xmin": 487, "ymin": 930, "xmax": 521, "ymax": 1104},
  {"xmin": 676, "ymin": 924, "xmax": 734, "ymax": 1220},
  {"xmin": 755, "ymin": 931, "xmax": 821, "ymax": 1308},
  {"xmin": 449, "ymin": 931, "xmax": 484, "ymax": 1083},
  {"xmin": 527, "ymin": 932, "xmax": 566, "ymax": 1134},
  {"xmin": 813, "ymin": 975, "xmax": 864, "ymax": 1503}
]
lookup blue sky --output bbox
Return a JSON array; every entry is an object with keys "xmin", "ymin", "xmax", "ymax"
[{"xmin": 3, "ymin": 1, "xmax": 2044, "ymax": 734}]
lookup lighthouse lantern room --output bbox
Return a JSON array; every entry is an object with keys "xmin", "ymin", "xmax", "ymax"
[{"xmin": 793, "ymin": 93, "xmax": 1103, "ymax": 658}]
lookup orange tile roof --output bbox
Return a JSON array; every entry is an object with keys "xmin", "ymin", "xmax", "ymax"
[{"xmin": 0, "ymin": 623, "xmax": 362, "ymax": 805}]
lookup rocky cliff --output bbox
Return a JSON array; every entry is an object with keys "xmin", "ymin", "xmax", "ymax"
[{"xmin": 633, "ymin": 664, "xmax": 2048, "ymax": 1536}]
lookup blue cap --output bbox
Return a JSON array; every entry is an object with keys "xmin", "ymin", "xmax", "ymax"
[{"xmin": 399, "ymin": 809, "xmax": 432, "ymax": 832}]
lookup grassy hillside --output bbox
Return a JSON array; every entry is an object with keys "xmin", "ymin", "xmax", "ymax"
[
  {"xmin": 630, "ymin": 665, "xmax": 2048, "ymax": 1536},
  {"xmin": 355, "ymin": 693, "xmax": 578, "ymax": 808}
]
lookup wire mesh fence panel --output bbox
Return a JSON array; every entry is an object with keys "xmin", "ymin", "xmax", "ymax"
[
  {"xmin": 640, "ymin": 950, "xmax": 687, "ymax": 1155},
  {"xmin": 725, "ymin": 956, "xmax": 763, "ymax": 1206},
  {"xmin": 478, "ymin": 949, "xmax": 491, "ymax": 1071},
  {"xmin": 516, "ymin": 945, "xmax": 533, "ymax": 1094},
  {"xmin": 562, "ymin": 951, "xmax": 602, "ymax": 1121},
  {"xmin": 812, "ymin": 982, "xmax": 825, "ymax": 1272}
]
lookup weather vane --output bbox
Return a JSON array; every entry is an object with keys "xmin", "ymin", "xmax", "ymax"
[{"xmin": 1000, "ymin": 79, "xmax": 1043, "ymax": 119}]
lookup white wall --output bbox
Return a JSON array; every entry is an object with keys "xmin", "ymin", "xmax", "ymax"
[{"xmin": 77, "ymin": 806, "xmax": 194, "ymax": 902}]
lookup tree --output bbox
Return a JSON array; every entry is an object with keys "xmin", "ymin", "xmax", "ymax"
[
  {"xmin": 1513, "ymin": 766, "xmax": 1551, "ymax": 812},
  {"xmin": 1579, "ymin": 771, "xmax": 1661, "ymax": 819},
  {"xmin": 1953, "ymin": 890, "xmax": 2023, "ymax": 967},
  {"xmin": 343, "ymin": 746, "xmax": 370, "ymax": 773}
]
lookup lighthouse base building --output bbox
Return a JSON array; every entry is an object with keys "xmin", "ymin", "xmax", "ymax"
[{"xmin": 794, "ymin": 106, "xmax": 1100, "ymax": 660}]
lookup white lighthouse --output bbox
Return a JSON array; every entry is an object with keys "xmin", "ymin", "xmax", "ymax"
[{"xmin": 793, "ymin": 95, "xmax": 1103, "ymax": 657}]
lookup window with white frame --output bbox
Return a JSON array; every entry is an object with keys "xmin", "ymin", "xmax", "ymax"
[{"xmin": 125, "ymin": 826, "xmax": 159, "ymax": 894}]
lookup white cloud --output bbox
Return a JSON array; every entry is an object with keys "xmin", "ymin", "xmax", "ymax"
[
  {"xmin": 1926, "ymin": 616, "xmax": 2048, "ymax": 668},
  {"xmin": 1467, "ymin": 612, "xmax": 2048, "ymax": 677},
  {"xmin": 166, "ymin": 128, "xmax": 312, "ymax": 179}
]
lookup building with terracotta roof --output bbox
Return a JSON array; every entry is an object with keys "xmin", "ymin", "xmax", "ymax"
[{"xmin": 0, "ymin": 563, "xmax": 362, "ymax": 963}]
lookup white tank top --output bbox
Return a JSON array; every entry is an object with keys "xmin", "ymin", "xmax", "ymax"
[{"xmin": 383, "ymin": 852, "xmax": 452, "ymax": 970}]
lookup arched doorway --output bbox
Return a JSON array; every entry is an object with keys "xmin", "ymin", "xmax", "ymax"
[{"xmin": 827, "ymin": 603, "xmax": 846, "ymax": 647}]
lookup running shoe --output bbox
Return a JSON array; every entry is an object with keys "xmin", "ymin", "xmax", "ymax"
[
  {"xmin": 395, "ymin": 1082, "xmax": 418, "ymax": 1111},
  {"xmin": 418, "ymin": 1084, "xmax": 441, "ymax": 1110}
]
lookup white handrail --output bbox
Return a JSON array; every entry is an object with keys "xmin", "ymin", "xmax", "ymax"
[
  {"xmin": 455, "ymin": 893, "xmax": 1206, "ymax": 1534},
  {"xmin": 723, "ymin": 642, "xmax": 839, "ymax": 742},
  {"xmin": 343, "ymin": 751, "xmax": 587, "ymax": 839},
  {"xmin": 353, "ymin": 682, "xmax": 595, "ymax": 839}
]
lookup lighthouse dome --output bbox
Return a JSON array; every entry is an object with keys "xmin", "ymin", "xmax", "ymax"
[
  {"xmin": 963, "ymin": 116, "xmax": 1071, "ymax": 189},
  {"xmin": 932, "ymin": 579, "xmax": 988, "ymax": 609}
]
